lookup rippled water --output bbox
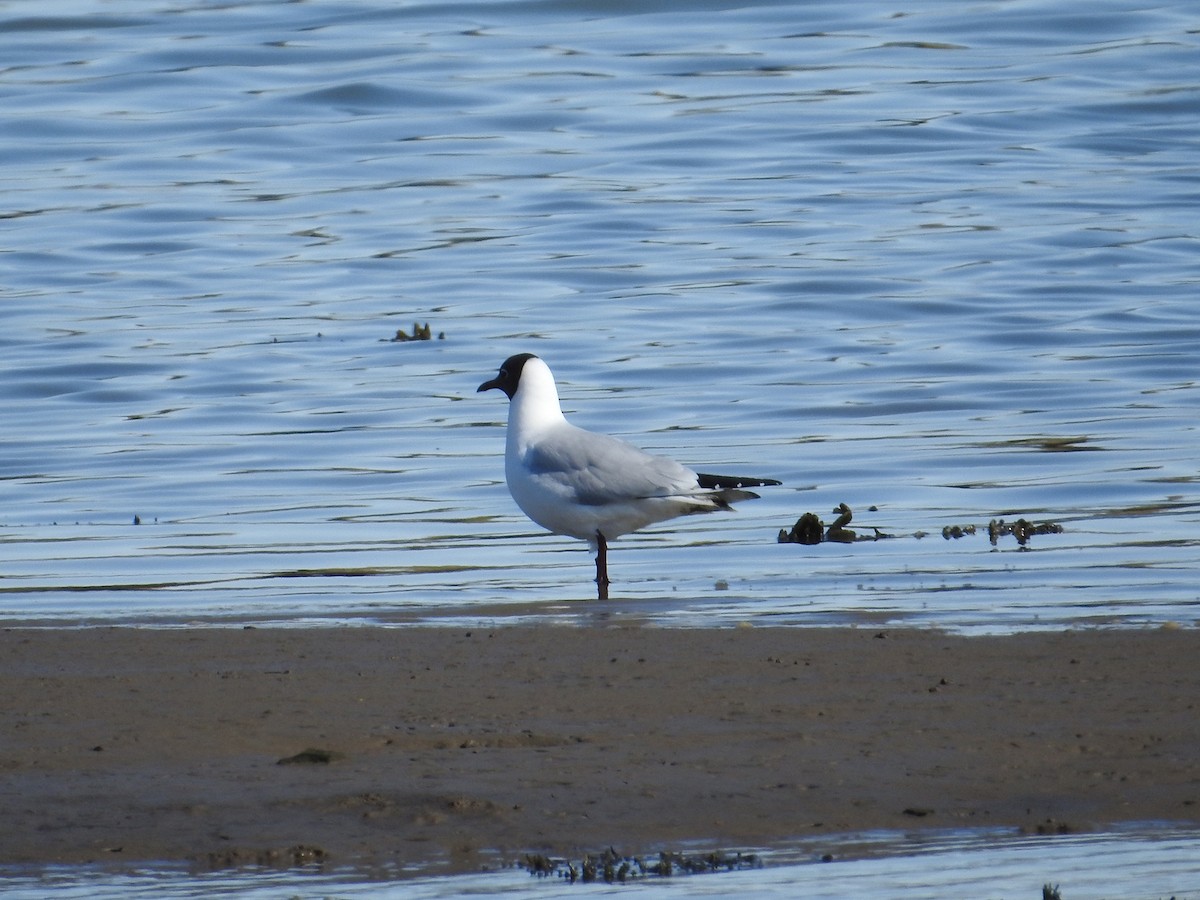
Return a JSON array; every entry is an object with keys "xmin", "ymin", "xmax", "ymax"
[
  {"xmin": 2, "ymin": 826, "xmax": 1198, "ymax": 899},
  {"xmin": 3, "ymin": 0, "xmax": 1199, "ymax": 631}
]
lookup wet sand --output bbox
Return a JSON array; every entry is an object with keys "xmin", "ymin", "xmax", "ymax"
[{"xmin": 2, "ymin": 625, "xmax": 1198, "ymax": 874}]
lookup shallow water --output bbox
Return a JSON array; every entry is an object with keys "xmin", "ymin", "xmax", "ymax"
[
  {"xmin": 2, "ymin": 0, "xmax": 1199, "ymax": 632},
  {"xmin": 1, "ymin": 826, "xmax": 1198, "ymax": 899}
]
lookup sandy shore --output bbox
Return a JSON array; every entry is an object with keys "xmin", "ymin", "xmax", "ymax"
[{"xmin": 2, "ymin": 624, "xmax": 1197, "ymax": 875}]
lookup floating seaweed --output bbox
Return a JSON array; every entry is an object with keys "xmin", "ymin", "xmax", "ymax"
[
  {"xmin": 988, "ymin": 517, "xmax": 1064, "ymax": 546},
  {"xmin": 940, "ymin": 518, "xmax": 1065, "ymax": 546},
  {"xmin": 777, "ymin": 503, "xmax": 891, "ymax": 544},
  {"xmin": 825, "ymin": 502, "xmax": 856, "ymax": 543},
  {"xmin": 778, "ymin": 505, "xmax": 1063, "ymax": 547},
  {"xmin": 779, "ymin": 511, "xmax": 824, "ymax": 545},
  {"xmin": 389, "ymin": 321, "xmax": 445, "ymax": 342},
  {"xmin": 941, "ymin": 524, "xmax": 977, "ymax": 539}
]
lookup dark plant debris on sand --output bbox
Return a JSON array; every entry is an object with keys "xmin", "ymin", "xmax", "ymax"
[
  {"xmin": 199, "ymin": 844, "xmax": 328, "ymax": 870},
  {"xmin": 523, "ymin": 847, "xmax": 760, "ymax": 884},
  {"xmin": 779, "ymin": 504, "xmax": 1063, "ymax": 548},
  {"xmin": 276, "ymin": 747, "xmax": 345, "ymax": 765}
]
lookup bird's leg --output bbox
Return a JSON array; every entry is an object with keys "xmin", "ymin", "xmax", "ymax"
[{"xmin": 594, "ymin": 530, "xmax": 610, "ymax": 600}]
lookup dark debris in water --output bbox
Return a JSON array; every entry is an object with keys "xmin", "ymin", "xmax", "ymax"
[
  {"xmin": 388, "ymin": 321, "xmax": 444, "ymax": 342},
  {"xmin": 987, "ymin": 517, "xmax": 1064, "ymax": 546},
  {"xmin": 778, "ymin": 504, "xmax": 1064, "ymax": 548},
  {"xmin": 944, "ymin": 517, "xmax": 1065, "ymax": 546},
  {"xmin": 942, "ymin": 524, "xmax": 977, "ymax": 539},
  {"xmin": 1022, "ymin": 817, "xmax": 1079, "ymax": 836},
  {"xmin": 988, "ymin": 435, "xmax": 1097, "ymax": 453},
  {"xmin": 778, "ymin": 503, "xmax": 891, "ymax": 544},
  {"xmin": 522, "ymin": 847, "xmax": 760, "ymax": 884}
]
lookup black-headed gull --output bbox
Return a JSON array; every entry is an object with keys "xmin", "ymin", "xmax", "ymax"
[{"xmin": 478, "ymin": 353, "xmax": 780, "ymax": 599}]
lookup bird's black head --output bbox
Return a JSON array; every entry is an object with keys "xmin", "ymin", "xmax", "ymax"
[{"xmin": 477, "ymin": 353, "xmax": 538, "ymax": 400}]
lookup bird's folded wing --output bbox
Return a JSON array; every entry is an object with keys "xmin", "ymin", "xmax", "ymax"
[{"xmin": 524, "ymin": 426, "xmax": 699, "ymax": 506}]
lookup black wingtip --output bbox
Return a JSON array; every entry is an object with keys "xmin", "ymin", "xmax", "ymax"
[{"xmin": 696, "ymin": 473, "xmax": 782, "ymax": 490}]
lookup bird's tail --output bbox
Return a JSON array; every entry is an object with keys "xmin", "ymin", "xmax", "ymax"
[{"xmin": 707, "ymin": 488, "xmax": 762, "ymax": 510}]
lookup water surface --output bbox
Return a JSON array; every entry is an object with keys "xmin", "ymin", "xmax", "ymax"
[
  {"xmin": 2, "ymin": 826, "xmax": 1198, "ymax": 899},
  {"xmin": 3, "ymin": 0, "xmax": 1199, "ymax": 632}
]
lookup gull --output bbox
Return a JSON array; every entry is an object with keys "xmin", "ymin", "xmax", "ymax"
[{"xmin": 478, "ymin": 353, "xmax": 780, "ymax": 599}]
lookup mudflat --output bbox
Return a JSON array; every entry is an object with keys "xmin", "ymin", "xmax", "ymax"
[{"xmin": 3, "ymin": 625, "xmax": 1197, "ymax": 874}]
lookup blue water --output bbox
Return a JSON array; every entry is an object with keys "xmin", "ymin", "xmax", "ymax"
[
  {"xmin": 2, "ymin": 0, "xmax": 1198, "ymax": 632},
  {"xmin": 2, "ymin": 0, "xmax": 1199, "ymax": 892},
  {"xmin": 2, "ymin": 826, "xmax": 1199, "ymax": 899}
]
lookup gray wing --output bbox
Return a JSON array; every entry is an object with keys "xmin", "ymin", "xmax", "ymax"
[{"xmin": 525, "ymin": 425, "xmax": 699, "ymax": 506}]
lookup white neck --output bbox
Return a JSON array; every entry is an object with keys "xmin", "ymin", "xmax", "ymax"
[{"xmin": 507, "ymin": 357, "xmax": 566, "ymax": 449}]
